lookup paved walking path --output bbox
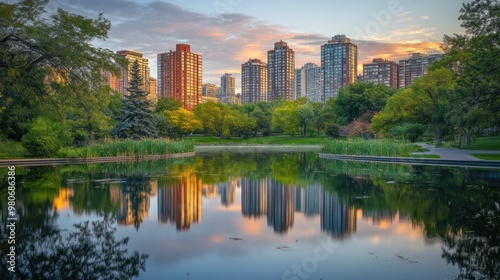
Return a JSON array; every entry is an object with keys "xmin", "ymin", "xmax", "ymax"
[{"xmin": 412, "ymin": 143, "xmax": 500, "ymax": 161}]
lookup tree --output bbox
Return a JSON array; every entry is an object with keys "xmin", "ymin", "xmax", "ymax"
[
  {"xmin": 154, "ymin": 97, "xmax": 181, "ymax": 113},
  {"xmin": 0, "ymin": 0, "xmax": 124, "ymax": 141},
  {"xmin": 332, "ymin": 82, "xmax": 396, "ymax": 125},
  {"xmin": 271, "ymin": 100, "xmax": 299, "ymax": 135},
  {"xmin": 371, "ymin": 69, "xmax": 456, "ymax": 146},
  {"xmin": 297, "ymin": 103, "xmax": 314, "ymax": 136},
  {"xmin": 436, "ymin": 0, "xmax": 500, "ymax": 144},
  {"xmin": 114, "ymin": 60, "xmax": 158, "ymax": 139},
  {"xmin": 21, "ymin": 117, "xmax": 62, "ymax": 157},
  {"xmin": 164, "ymin": 108, "xmax": 201, "ymax": 139}
]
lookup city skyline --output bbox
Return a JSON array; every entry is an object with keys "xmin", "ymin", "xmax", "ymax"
[{"xmin": 47, "ymin": 0, "xmax": 468, "ymax": 92}]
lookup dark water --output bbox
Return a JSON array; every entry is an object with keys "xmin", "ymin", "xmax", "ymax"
[{"xmin": 1, "ymin": 153, "xmax": 499, "ymax": 280}]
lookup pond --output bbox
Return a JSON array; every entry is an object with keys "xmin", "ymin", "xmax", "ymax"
[{"xmin": 1, "ymin": 152, "xmax": 499, "ymax": 279}]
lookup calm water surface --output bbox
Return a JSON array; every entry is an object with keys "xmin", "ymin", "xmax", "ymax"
[{"xmin": 1, "ymin": 152, "xmax": 499, "ymax": 279}]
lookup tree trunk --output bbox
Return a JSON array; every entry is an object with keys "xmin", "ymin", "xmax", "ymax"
[{"xmin": 436, "ymin": 128, "xmax": 443, "ymax": 147}]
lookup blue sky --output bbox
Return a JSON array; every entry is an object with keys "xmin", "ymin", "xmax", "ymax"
[{"xmin": 47, "ymin": 0, "xmax": 468, "ymax": 91}]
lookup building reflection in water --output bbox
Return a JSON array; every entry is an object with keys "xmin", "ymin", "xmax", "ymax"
[
  {"xmin": 157, "ymin": 172, "xmax": 202, "ymax": 231},
  {"xmin": 320, "ymin": 192, "xmax": 356, "ymax": 238},
  {"xmin": 217, "ymin": 178, "xmax": 238, "ymax": 207},
  {"xmin": 239, "ymin": 178, "xmax": 356, "ymax": 238},
  {"xmin": 113, "ymin": 179, "xmax": 156, "ymax": 229},
  {"xmin": 241, "ymin": 178, "xmax": 268, "ymax": 219}
]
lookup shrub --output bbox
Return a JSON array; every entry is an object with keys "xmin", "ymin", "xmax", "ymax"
[{"xmin": 22, "ymin": 117, "xmax": 62, "ymax": 157}]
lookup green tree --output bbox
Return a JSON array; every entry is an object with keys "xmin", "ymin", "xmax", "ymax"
[
  {"xmin": 372, "ymin": 69, "xmax": 456, "ymax": 146},
  {"xmin": 332, "ymin": 82, "xmax": 396, "ymax": 125},
  {"xmin": 164, "ymin": 108, "xmax": 201, "ymax": 139},
  {"xmin": 21, "ymin": 117, "xmax": 62, "ymax": 157},
  {"xmin": 297, "ymin": 103, "xmax": 314, "ymax": 136},
  {"xmin": 437, "ymin": 0, "xmax": 500, "ymax": 144},
  {"xmin": 272, "ymin": 100, "xmax": 299, "ymax": 135},
  {"xmin": 114, "ymin": 60, "xmax": 158, "ymax": 139},
  {"xmin": 0, "ymin": 0, "xmax": 124, "ymax": 141},
  {"xmin": 155, "ymin": 97, "xmax": 181, "ymax": 113}
]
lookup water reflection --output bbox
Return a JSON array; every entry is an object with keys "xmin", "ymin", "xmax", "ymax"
[{"xmin": 1, "ymin": 154, "xmax": 499, "ymax": 279}]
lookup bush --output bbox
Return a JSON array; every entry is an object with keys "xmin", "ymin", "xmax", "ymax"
[{"xmin": 22, "ymin": 117, "xmax": 62, "ymax": 157}]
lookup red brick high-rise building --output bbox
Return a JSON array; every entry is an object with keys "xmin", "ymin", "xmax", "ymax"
[{"xmin": 157, "ymin": 44, "xmax": 202, "ymax": 110}]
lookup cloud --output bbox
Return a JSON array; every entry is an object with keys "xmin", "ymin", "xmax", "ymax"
[
  {"xmin": 421, "ymin": 15, "xmax": 430, "ymax": 20},
  {"xmin": 54, "ymin": 0, "xmax": 443, "ymax": 91}
]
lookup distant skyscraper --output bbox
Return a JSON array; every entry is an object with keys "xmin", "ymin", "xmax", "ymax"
[
  {"xmin": 321, "ymin": 35, "xmax": 358, "ymax": 102},
  {"xmin": 363, "ymin": 58, "xmax": 399, "ymax": 88},
  {"xmin": 219, "ymin": 73, "xmax": 236, "ymax": 104},
  {"xmin": 157, "ymin": 44, "xmax": 202, "ymax": 110},
  {"xmin": 148, "ymin": 77, "xmax": 158, "ymax": 102},
  {"xmin": 103, "ymin": 50, "xmax": 150, "ymax": 96},
  {"xmin": 399, "ymin": 53, "xmax": 441, "ymax": 88},
  {"xmin": 295, "ymin": 63, "xmax": 322, "ymax": 102},
  {"xmin": 202, "ymin": 83, "xmax": 218, "ymax": 97},
  {"xmin": 241, "ymin": 58, "xmax": 268, "ymax": 104},
  {"xmin": 268, "ymin": 41, "xmax": 295, "ymax": 101}
]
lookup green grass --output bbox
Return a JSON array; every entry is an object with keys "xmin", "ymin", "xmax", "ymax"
[
  {"xmin": 409, "ymin": 154, "xmax": 441, "ymax": 159},
  {"xmin": 57, "ymin": 139, "xmax": 194, "ymax": 158},
  {"xmin": 322, "ymin": 139, "xmax": 420, "ymax": 157},
  {"xmin": 190, "ymin": 135, "xmax": 328, "ymax": 145},
  {"xmin": 466, "ymin": 136, "xmax": 500, "ymax": 151},
  {"xmin": 0, "ymin": 140, "xmax": 26, "ymax": 159},
  {"xmin": 471, "ymin": 154, "xmax": 500, "ymax": 160}
]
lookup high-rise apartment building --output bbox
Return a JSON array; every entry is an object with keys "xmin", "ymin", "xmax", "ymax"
[
  {"xmin": 399, "ymin": 53, "xmax": 441, "ymax": 88},
  {"xmin": 219, "ymin": 73, "xmax": 236, "ymax": 104},
  {"xmin": 295, "ymin": 63, "xmax": 322, "ymax": 102},
  {"xmin": 157, "ymin": 44, "xmax": 202, "ymax": 110},
  {"xmin": 103, "ymin": 50, "xmax": 150, "ymax": 96},
  {"xmin": 241, "ymin": 58, "xmax": 268, "ymax": 104},
  {"xmin": 321, "ymin": 35, "xmax": 358, "ymax": 102},
  {"xmin": 268, "ymin": 41, "xmax": 295, "ymax": 101},
  {"xmin": 202, "ymin": 83, "xmax": 218, "ymax": 97},
  {"xmin": 363, "ymin": 58, "xmax": 399, "ymax": 88},
  {"xmin": 148, "ymin": 77, "xmax": 158, "ymax": 102}
]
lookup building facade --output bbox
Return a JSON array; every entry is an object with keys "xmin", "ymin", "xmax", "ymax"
[
  {"xmin": 219, "ymin": 73, "xmax": 236, "ymax": 104},
  {"xmin": 399, "ymin": 53, "xmax": 441, "ymax": 88},
  {"xmin": 241, "ymin": 58, "xmax": 268, "ymax": 104},
  {"xmin": 157, "ymin": 44, "xmax": 202, "ymax": 110},
  {"xmin": 321, "ymin": 35, "xmax": 358, "ymax": 103},
  {"xmin": 202, "ymin": 83, "xmax": 218, "ymax": 97},
  {"xmin": 295, "ymin": 62, "xmax": 322, "ymax": 102},
  {"xmin": 103, "ymin": 50, "xmax": 150, "ymax": 96},
  {"xmin": 363, "ymin": 58, "xmax": 399, "ymax": 89},
  {"xmin": 268, "ymin": 41, "xmax": 295, "ymax": 101}
]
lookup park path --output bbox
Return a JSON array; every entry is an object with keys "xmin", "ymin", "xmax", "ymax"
[{"xmin": 412, "ymin": 143, "xmax": 500, "ymax": 161}]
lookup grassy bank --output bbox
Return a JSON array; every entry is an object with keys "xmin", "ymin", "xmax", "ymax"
[
  {"xmin": 465, "ymin": 136, "xmax": 500, "ymax": 150},
  {"xmin": 57, "ymin": 139, "xmax": 194, "ymax": 158},
  {"xmin": 322, "ymin": 139, "xmax": 420, "ymax": 157},
  {"xmin": 190, "ymin": 135, "xmax": 327, "ymax": 145},
  {"xmin": 472, "ymin": 154, "xmax": 500, "ymax": 160}
]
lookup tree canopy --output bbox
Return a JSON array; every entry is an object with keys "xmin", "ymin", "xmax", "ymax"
[{"xmin": 0, "ymin": 0, "xmax": 124, "ymax": 142}]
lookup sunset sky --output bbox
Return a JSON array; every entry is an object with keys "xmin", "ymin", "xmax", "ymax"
[{"xmin": 47, "ymin": 0, "xmax": 468, "ymax": 92}]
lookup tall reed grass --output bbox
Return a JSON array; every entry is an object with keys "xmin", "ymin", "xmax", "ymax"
[
  {"xmin": 58, "ymin": 139, "xmax": 194, "ymax": 158},
  {"xmin": 322, "ymin": 139, "xmax": 419, "ymax": 157}
]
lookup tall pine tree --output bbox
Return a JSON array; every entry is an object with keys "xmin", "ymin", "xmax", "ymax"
[{"xmin": 114, "ymin": 60, "xmax": 158, "ymax": 139}]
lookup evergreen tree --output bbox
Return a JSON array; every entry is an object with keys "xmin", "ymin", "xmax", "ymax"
[{"xmin": 114, "ymin": 60, "xmax": 158, "ymax": 139}]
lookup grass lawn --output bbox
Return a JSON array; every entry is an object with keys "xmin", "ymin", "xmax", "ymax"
[
  {"xmin": 471, "ymin": 154, "xmax": 500, "ymax": 160},
  {"xmin": 409, "ymin": 154, "xmax": 441, "ymax": 159},
  {"xmin": 189, "ymin": 135, "xmax": 328, "ymax": 145},
  {"xmin": 464, "ymin": 136, "xmax": 500, "ymax": 150}
]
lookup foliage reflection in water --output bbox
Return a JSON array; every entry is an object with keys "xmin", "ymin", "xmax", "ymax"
[{"xmin": 0, "ymin": 153, "xmax": 498, "ymax": 279}]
